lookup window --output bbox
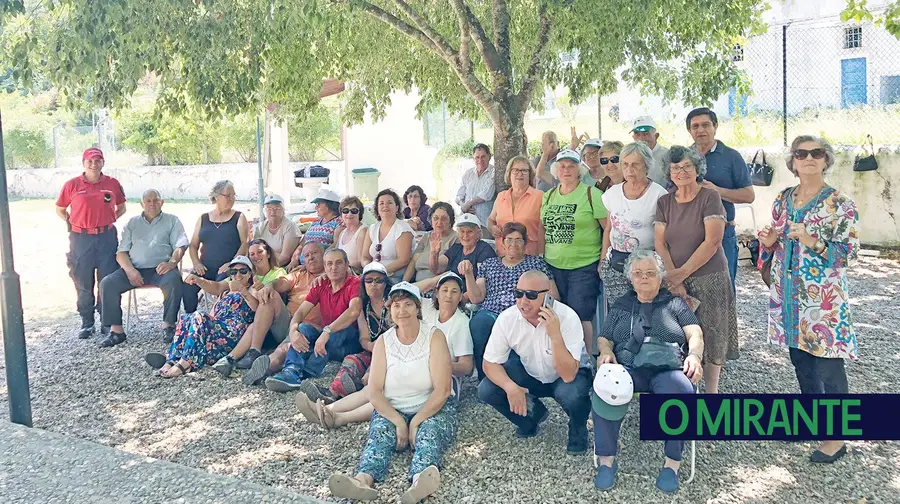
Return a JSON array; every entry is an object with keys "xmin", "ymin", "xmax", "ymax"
[
  {"xmin": 732, "ymin": 44, "xmax": 744, "ymax": 62},
  {"xmin": 844, "ymin": 26, "xmax": 862, "ymax": 49}
]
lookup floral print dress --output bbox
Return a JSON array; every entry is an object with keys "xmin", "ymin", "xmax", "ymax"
[
  {"xmin": 759, "ymin": 186, "xmax": 860, "ymax": 360},
  {"xmin": 167, "ymin": 291, "xmax": 255, "ymax": 369}
]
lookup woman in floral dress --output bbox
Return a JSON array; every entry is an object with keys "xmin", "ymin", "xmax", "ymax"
[
  {"xmin": 145, "ymin": 256, "xmax": 258, "ymax": 377},
  {"xmin": 758, "ymin": 135, "xmax": 859, "ymax": 464}
]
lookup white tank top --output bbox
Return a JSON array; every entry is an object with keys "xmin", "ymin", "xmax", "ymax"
[
  {"xmin": 383, "ymin": 322, "xmax": 434, "ymax": 415},
  {"xmin": 339, "ymin": 225, "xmax": 366, "ymax": 264}
]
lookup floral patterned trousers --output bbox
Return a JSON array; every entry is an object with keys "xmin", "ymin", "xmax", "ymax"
[
  {"xmin": 167, "ymin": 312, "xmax": 241, "ymax": 370},
  {"xmin": 358, "ymin": 401, "xmax": 457, "ymax": 482}
]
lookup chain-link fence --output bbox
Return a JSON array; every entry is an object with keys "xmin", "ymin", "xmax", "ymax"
[
  {"xmin": 3, "ymin": 117, "xmax": 113, "ymax": 170},
  {"xmin": 735, "ymin": 18, "xmax": 900, "ymax": 149}
]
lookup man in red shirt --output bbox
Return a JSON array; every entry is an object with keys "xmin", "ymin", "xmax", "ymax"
[
  {"xmin": 55, "ymin": 148, "xmax": 127, "ymax": 343},
  {"xmin": 264, "ymin": 248, "xmax": 363, "ymax": 392}
]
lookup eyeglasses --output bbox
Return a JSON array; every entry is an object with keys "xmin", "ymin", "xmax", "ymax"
[
  {"xmin": 583, "ymin": 151, "xmax": 600, "ymax": 158},
  {"xmin": 631, "ymin": 270, "xmax": 659, "ymax": 279},
  {"xmin": 514, "ymin": 288, "xmax": 549, "ymax": 300},
  {"xmin": 599, "ymin": 156, "xmax": 620, "ymax": 165},
  {"xmin": 342, "ymin": 208, "xmax": 360, "ymax": 215},
  {"xmin": 792, "ymin": 148, "xmax": 826, "ymax": 160},
  {"xmin": 228, "ymin": 267, "xmax": 250, "ymax": 276},
  {"xmin": 219, "ymin": 193, "xmax": 236, "ymax": 200},
  {"xmin": 364, "ymin": 277, "xmax": 386, "ymax": 285},
  {"xmin": 510, "ymin": 168, "xmax": 530, "ymax": 174},
  {"xmin": 670, "ymin": 164, "xmax": 695, "ymax": 173},
  {"xmin": 503, "ymin": 237, "xmax": 525, "ymax": 245}
]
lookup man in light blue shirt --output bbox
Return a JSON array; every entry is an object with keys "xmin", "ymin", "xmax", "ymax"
[{"xmin": 99, "ymin": 189, "xmax": 189, "ymax": 347}]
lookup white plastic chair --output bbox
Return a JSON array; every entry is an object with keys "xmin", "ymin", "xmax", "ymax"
[
  {"xmin": 734, "ymin": 203, "xmax": 757, "ymax": 231},
  {"xmin": 124, "ymin": 261, "xmax": 185, "ymax": 330}
]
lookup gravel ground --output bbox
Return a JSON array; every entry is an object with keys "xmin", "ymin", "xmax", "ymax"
[{"xmin": 1, "ymin": 199, "xmax": 899, "ymax": 503}]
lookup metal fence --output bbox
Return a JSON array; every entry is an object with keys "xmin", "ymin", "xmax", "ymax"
[{"xmin": 734, "ymin": 18, "xmax": 900, "ymax": 148}]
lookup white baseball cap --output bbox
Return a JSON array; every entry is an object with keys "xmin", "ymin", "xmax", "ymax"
[
  {"xmin": 310, "ymin": 188, "xmax": 341, "ymax": 204},
  {"xmin": 630, "ymin": 116, "xmax": 658, "ymax": 133},
  {"xmin": 591, "ymin": 363, "xmax": 634, "ymax": 421},
  {"xmin": 362, "ymin": 262, "xmax": 388, "ymax": 276},
  {"xmin": 436, "ymin": 271, "xmax": 464, "ymax": 289},
  {"xmin": 555, "ymin": 148, "xmax": 581, "ymax": 164},
  {"xmin": 228, "ymin": 255, "xmax": 253, "ymax": 270},
  {"xmin": 264, "ymin": 193, "xmax": 284, "ymax": 205},
  {"xmin": 456, "ymin": 212, "xmax": 482, "ymax": 229},
  {"xmin": 582, "ymin": 138, "xmax": 603, "ymax": 153},
  {"xmin": 389, "ymin": 281, "xmax": 422, "ymax": 300}
]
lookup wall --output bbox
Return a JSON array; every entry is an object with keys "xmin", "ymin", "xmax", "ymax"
[
  {"xmin": 732, "ymin": 147, "xmax": 899, "ymax": 246},
  {"xmin": 7, "ymin": 161, "xmax": 345, "ymax": 203}
]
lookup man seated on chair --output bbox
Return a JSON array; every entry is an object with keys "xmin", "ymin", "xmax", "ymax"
[
  {"xmin": 263, "ymin": 248, "xmax": 363, "ymax": 392},
  {"xmin": 592, "ymin": 249, "xmax": 703, "ymax": 494},
  {"xmin": 213, "ymin": 241, "xmax": 325, "ymax": 382},
  {"xmin": 477, "ymin": 270, "xmax": 593, "ymax": 455},
  {"xmin": 99, "ymin": 189, "xmax": 188, "ymax": 347}
]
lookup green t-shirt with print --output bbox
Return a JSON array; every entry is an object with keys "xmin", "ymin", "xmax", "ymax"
[
  {"xmin": 256, "ymin": 267, "xmax": 287, "ymax": 286},
  {"xmin": 541, "ymin": 183, "xmax": 608, "ymax": 269}
]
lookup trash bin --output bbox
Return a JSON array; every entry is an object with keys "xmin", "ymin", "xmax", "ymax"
[
  {"xmin": 352, "ymin": 168, "xmax": 381, "ymax": 201},
  {"xmin": 294, "ymin": 165, "xmax": 330, "ymax": 202}
]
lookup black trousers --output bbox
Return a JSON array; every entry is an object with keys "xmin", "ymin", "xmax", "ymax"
[
  {"xmin": 789, "ymin": 347, "xmax": 849, "ymax": 394},
  {"xmin": 67, "ymin": 228, "xmax": 118, "ymax": 327},
  {"xmin": 99, "ymin": 267, "xmax": 184, "ymax": 327}
]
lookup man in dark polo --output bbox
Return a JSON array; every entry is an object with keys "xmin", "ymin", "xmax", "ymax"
[
  {"xmin": 98, "ymin": 189, "xmax": 188, "ymax": 347},
  {"xmin": 685, "ymin": 107, "xmax": 755, "ymax": 288}
]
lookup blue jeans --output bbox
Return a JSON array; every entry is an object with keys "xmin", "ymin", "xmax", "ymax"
[
  {"xmin": 284, "ymin": 323, "xmax": 362, "ymax": 377},
  {"xmin": 478, "ymin": 356, "xmax": 591, "ymax": 435},
  {"xmin": 722, "ymin": 227, "xmax": 738, "ymax": 290},
  {"xmin": 469, "ymin": 310, "xmax": 499, "ymax": 381},
  {"xmin": 593, "ymin": 368, "xmax": 694, "ymax": 461}
]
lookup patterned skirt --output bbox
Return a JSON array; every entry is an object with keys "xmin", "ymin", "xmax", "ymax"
[
  {"xmin": 601, "ymin": 257, "xmax": 633, "ymax": 309},
  {"xmin": 685, "ymin": 271, "xmax": 740, "ymax": 365}
]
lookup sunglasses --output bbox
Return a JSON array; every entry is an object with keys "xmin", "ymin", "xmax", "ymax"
[
  {"xmin": 374, "ymin": 243, "xmax": 382, "ymax": 262},
  {"xmin": 599, "ymin": 156, "xmax": 620, "ymax": 165},
  {"xmin": 342, "ymin": 208, "xmax": 360, "ymax": 215},
  {"xmin": 792, "ymin": 148, "xmax": 826, "ymax": 160},
  {"xmin": 228, "ymin": 267, "xmax": 250, "ymax": 276},
  {"xmin": 364, "ymin": 277, "xmax": 386, "ymax": 284},
  {"xmin": 514, "ymin": 288, "xmax": 549, "ymax": 300}
]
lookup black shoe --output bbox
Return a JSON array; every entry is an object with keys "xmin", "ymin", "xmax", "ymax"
[
  {"xmin": 99, "ymin": 331, "xmax": 127, "ymax": 348},
  {"xmin": 242, "ymin": 354, "xmax": 270, "ymax": 386},
  {"xmin": 100, "ymin": 325, "xmax": 110, "ymax": 336},
  {"xmin": 567, "ymin": 424, "xmax": 589, "ymax": 454},
  {"xmin": 515, "ymin": 401, "xmax": 549, "ymax": 438},
  {"xmin": 211, "ymin": 355, "xmax": 236, "ymax": 378},
  {"xmin": 299, "ymin": 379, "xmax": 336, "ymax": 405},
  {"xmin": 235, "ymin": 348, "xmax": 262, "ymax": 369},
  {"xmin": 163, "ymin": 327, "xmax": 175, "ymax": 344},
  {"xmin": 76, "ymin": 326, "xmax": 94, "ymax": 339},
  {"xmin": 810, "ymin": 444, "xmax": 847, "ymax": 463}
]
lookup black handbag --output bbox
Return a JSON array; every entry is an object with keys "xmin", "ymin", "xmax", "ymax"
[
  {"xmin": 624, "ymin": 302, "xmax": 684, "ymax": 372},
  {"xmin": 853, "ymin": 135, "xmax": 878, "ymax": 172},
  {"xmin": 609, "ymin": 249, "xmax": 630, "ymax": 273},
  {"xmin": 749, "ymin": 149, "xmax": 774, "ymax": 186}
]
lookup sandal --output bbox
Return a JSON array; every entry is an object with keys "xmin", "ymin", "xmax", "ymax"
[
  {"xmin": 145, "ymin": 353, "xmax": 168, "ymax": 370},
  {"xmin": 154, "ymin": 361, "xmax": 175, "ymax": 377},
  {"xmin": 160, "ymin": 361, "xmax": 190, "ymax": 379},
  {"xmin": 295, "ymin": 392, "xmax": 322, "ymax": 426},
  {"xmin": 318, "ymin": 400, "xmax": 336, "ymax": 429}
]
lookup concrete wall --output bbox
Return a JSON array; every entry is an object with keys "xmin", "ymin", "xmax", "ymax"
[
  {"xmin": 731, "ymin": 147, "xmax": 899, "ymax": 246},
  {"xmin": 7, "ymin": 161, "xmax": 345, "ymax": 202}
]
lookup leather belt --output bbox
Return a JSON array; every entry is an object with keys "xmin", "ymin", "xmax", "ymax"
[
  {"xmin": 70, "ymin": 224, "xmax": 113, "ymax": 235},
  {"xmin": 726, "ymin": 221, "xmax": 736, "ymax": 227}
]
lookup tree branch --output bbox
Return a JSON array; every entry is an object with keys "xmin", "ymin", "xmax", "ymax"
[
  {"xmin": 348, "ymin": 0, "xmax": 443, "ymax": 55},
  {"xmin": 492, "ymin": 0, "xmax": 511, "ymax": 65},
  {"xmin": 449, "ymin": 0, "xmax": 502, "ymax": 75},
  {"xmin": 517, "ymin": 2, "xmax": 553, "ymax": 111},
  {"xmin": 390, "ymin": 0, "xmax": 456, "ymax": 59}
]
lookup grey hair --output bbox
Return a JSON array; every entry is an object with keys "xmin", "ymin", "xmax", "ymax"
[
  {"xmin": 209, "ymin": 180, "xmax": 234, "ymax": 203},
  {"xmin": 785, "ymin": 135, "xmax": 836, "ymax": 176},
  {"xmin": 620, "ymin": 142, "xmax": 655, "ymax": 176},
  {"xmin": 142, "ymin": 188, "xmax": 162, "ymax": 200},
  {"xmin": 664, "ymin": 145, "xmax": 707, "ymax": 183},
  {"xmin": 301, "ymin": 241, "xmax": 325, "ymax": 254},
  {"xmin": 624, "ymin": 249, "xmax": 667, "ymax": 281}
]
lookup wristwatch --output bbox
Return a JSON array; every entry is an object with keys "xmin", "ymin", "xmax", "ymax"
[
  {"xmin": 322, "ymin": 325, "xmax": 333, "ymax": 335},
  {"xmin": 813, "ymin": 240, "xmax": 826, "ymax": 254}
]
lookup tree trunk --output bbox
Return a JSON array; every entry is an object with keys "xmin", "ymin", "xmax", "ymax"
[{"xmin": 491, "ymin": 115, "xmax": 526, "ymax": 193}]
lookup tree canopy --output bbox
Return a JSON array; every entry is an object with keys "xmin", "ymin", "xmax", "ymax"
[{"xmin": 3, "ymin": 0, "xmax": 766, "ymax": 185}]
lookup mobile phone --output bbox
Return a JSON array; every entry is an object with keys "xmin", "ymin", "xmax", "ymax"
[{"xmin": 542, "ymin": 294, "xmax": 553, "ymax": 309}]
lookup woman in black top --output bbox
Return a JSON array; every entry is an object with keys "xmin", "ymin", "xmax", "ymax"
[
  {"xmin": 183, "ymin": 180, "xmax": 249, "ymax": 313},
  {"xmin": 592, "ymin": 250, "xmax": 703, "ymax": 494}
]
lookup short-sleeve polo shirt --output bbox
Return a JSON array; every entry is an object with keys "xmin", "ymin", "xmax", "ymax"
[{"xmin": 56, "ymin": 174, "xmax": 126, "ymax": 229}]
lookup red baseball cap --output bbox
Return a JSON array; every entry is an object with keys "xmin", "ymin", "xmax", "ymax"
[{"xmin": 82, "ymin": 148, "xmax": 104, "ymax": 162}]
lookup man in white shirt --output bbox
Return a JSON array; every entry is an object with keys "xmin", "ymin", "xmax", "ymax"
[
  {"xmin": 455, "ymin": 143, "xmax": 495, "ymax": 237},
  {"xmin": 477, "ymin": 270, "xmax": 593, "ymax": 454},
  {"xmin": 630, "ymin": 116, "xmax": 669, "ymax": 186}
]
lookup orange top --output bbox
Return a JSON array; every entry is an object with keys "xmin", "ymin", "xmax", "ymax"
[
  {"xmin": 492, "ymin": 186, "xmax": 544, "ymax": 256},
  {"xmin": 286, "ymin": 270, "xmax": 323, "ymax": 329}
]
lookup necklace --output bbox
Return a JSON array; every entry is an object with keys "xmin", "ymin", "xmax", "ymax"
[{"xmin": 793, "ymin": 185, "xmax": 825, "ymax": 207}]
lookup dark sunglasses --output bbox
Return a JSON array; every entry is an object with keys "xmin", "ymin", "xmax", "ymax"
[
  {"xmin": 342, "ymin": 207, "xmax": 360, "ymax": 215},
  {"xmin": 514, "ymin": 288, "xmax": 549, "ymax": 300},
  {"xmin": 599, "ymin": 156, "xmax": 620, "ymax": 165},
  {"xmin": 374, "ymin": 243, "xmax": 383, "ymax": 252},
  {"xmin": 229, "ymin": 267, "xmax": 250, "ymax": 276},
  {"xmin": 792, "ymin": 149, "xmax": 826, "ymax": 160},
  {"xmin": 364, "ymin": 277, "xmax": 386, "ymax": 284}
]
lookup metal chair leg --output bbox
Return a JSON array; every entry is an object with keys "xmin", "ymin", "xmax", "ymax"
[
  {"xmin": 684, "ymin": 440, "xmax": 696, "ymax": 484},
  {"xmin": 126, "ymin": 289, "xmax": 140, "ymax": 330}
]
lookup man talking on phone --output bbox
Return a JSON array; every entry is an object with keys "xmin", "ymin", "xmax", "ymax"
[{"xmin": 477, "ymin": 270, "xmax": 593, "ymax": 455}]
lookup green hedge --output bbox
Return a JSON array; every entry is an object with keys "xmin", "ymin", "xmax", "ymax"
[{"xmin": 4, "ymin": 128, "xmax": 53, "ymax": 169}]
